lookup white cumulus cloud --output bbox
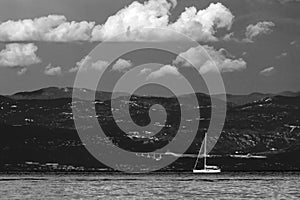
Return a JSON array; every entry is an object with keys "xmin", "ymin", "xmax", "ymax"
[
  {"xmin": 91, "ymin": 0, "xmax": 173, "ymax": 41},
  {"xmin": 0, "ymin": 15, "xmax": 95, "ymax": 42},
  {"xmin": 44, "ymin": 20, "xmax": 95, "ymax": 42},
  {"xmin": 69, "ymin": 56, "xmax": 109, "ymax": 72},
  {"xmin": 44, "ymin": 63, "xmax": 62, "ymax": 76},
  {"xmin": 146, "ymin": 65, "xmax": 180, "ymax": 80},
  {"xmin": 244, "ymin": 21, "xmax": 275, "ymax": 42},
  {"xmin": 0, "ymin": 1, "xmax": 234, "ymax": 42},
  {"xmin": 0, "ymin": 43, "xmax": 41, "ymax": 70},
  {"xmin": 169, "ymin": 3, "xmax": 234, "ymax": 42},
  {"xmin": 92, "ymin": 0, "xmax": 234, "ymax": 41},
  {"xmin": 91, "ymin": 0, "xmax": 234, "ymax": 42},
  {"xmin": 174, "ymin": 45, "xmax": 246, "ymax": 74},
  {"xmin": 139, "ymin": 68, "xmax": 152, "ymax": 75},
  {"xmin": 111, "ymin": 59, "xmax": 133, "ymax": 72},
  {"xmin": 17, "ymin": 68, "xmax": 28, "ymax": 76}
]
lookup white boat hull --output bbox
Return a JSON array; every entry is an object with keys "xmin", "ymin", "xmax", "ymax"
[{"xmin": 193, "ymin": 169, "xmax": 221, "ymax": 174}]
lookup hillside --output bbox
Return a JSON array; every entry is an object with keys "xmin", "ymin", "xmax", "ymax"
[{"xmin": 0, "ymin": 87, "xmax": 299, "ymax": 171}]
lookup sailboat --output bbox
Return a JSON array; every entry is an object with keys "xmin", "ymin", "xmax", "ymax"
[{"xmin": 193, "ymin": 133, "xmax": 221, "ymax": 174}]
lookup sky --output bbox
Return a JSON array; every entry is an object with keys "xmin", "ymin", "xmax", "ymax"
[{"xmin": 0, "ymin": 0, "xmax": 299, "ymax": 95}]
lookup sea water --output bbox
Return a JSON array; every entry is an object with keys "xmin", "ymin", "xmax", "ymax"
[{"xmin": 0, "ymin": 172, "xmax": 299, "ymax": 199}]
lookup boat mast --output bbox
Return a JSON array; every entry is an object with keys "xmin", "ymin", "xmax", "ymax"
[
  {"xmin": 204, "ymin": 133, "xmax": 207, "ymax": 169},
  {"xmin": 193, "ymin": 144, "xmax": 201, "ymax": 170}
]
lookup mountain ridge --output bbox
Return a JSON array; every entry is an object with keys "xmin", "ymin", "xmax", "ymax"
[{"xmin": 6, "ymin": 87, "xmax": 299, "ymax": 107}]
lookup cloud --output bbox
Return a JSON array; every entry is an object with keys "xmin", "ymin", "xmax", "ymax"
[
  {"xmin": 0, "ymin": 43, "xmax": 41, "ymax": 72},
  {"xmin": 276, "ymin": 52, "xmax": 288, "ymax": 59},
  {"xmin": 69, "ymin": 65, "xmax": 80, "ymax": 73},
  {"xmin": 290, "ymin": 40, "xmax": 297, "ymax": 45},
  {"xmin": 44, "ymin": 63, "xmax": 62, "ymax": 76},
  {"xmin": 256, "ymin": 0, "xmax": 300, "ymax": 4},
  {"xmin": 111, "ymin": 59, "xmax": 133, "ymax": 72},
  {"xmin": 44, "ymin": 20, "xmax": 95, "ymax": 42},
  {"xmin": 0, "ymin": 15, "xmax": 95, "ymax": 42},
  {"xmin": 169, "ymin": 3, "xmax": 234, "ymax": 41},
  {"xmin": 146, "ymin": 65, "xmax": 180, "ymax": 80},
  {"xmin": 244, "ymin": 21, "xmax": 275, "ymax": 42},
  {"xmin": 223, "ymin": 32, "xmax": 236, "ymax": 41},
  {"xmin": 278, "ymin": 0, "xmax": 300, "ymax": 4},
  {"xmin": 223, "ymin": 21, "xmax": 275, "ymax": 43},
  {"xmin": 69, "ymin": 56, "xmax": 109, "ymax": 72},
  {"xmin": 260, "ymin": 67, "xmax": 276, "ymax": 76},
  {"xmin": 17, "ymin": 68, "xmax": 28, "ymax": 76},
  {"xmin": 91, "ymin": 0, "xmax": 172, "ymax": 41},
  {"xmin": 139, "ymin": 68, "xmax": 152, "ymax": 75},
  {"xmin": 0, "ymin": 1, "xmax": 234, "ymax": 42},
  {"xmin": 91, "ymin": 0, "xmax": 234, "ymax": 42},
  {"xmin": 174, "ymin": 45, "xmax": 247, "ymax": 74}
]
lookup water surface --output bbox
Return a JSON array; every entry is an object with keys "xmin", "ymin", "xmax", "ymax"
[{"xmin": 0, "ymin": 172, "xmax": 299, "ymax": 199}]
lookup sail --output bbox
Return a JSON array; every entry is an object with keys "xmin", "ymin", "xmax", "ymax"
[
  {"xmin": 193, "ymin": 134, "xmax": 207, "ymax": 170},
  {"xmin": 193, "ymin": 133, "xmax": 221, "ymax": 173}
]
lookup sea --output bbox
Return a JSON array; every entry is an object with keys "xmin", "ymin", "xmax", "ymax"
[{"xmin": 0, "ymin": 172, "xmax": 299, "ymax": 199}]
